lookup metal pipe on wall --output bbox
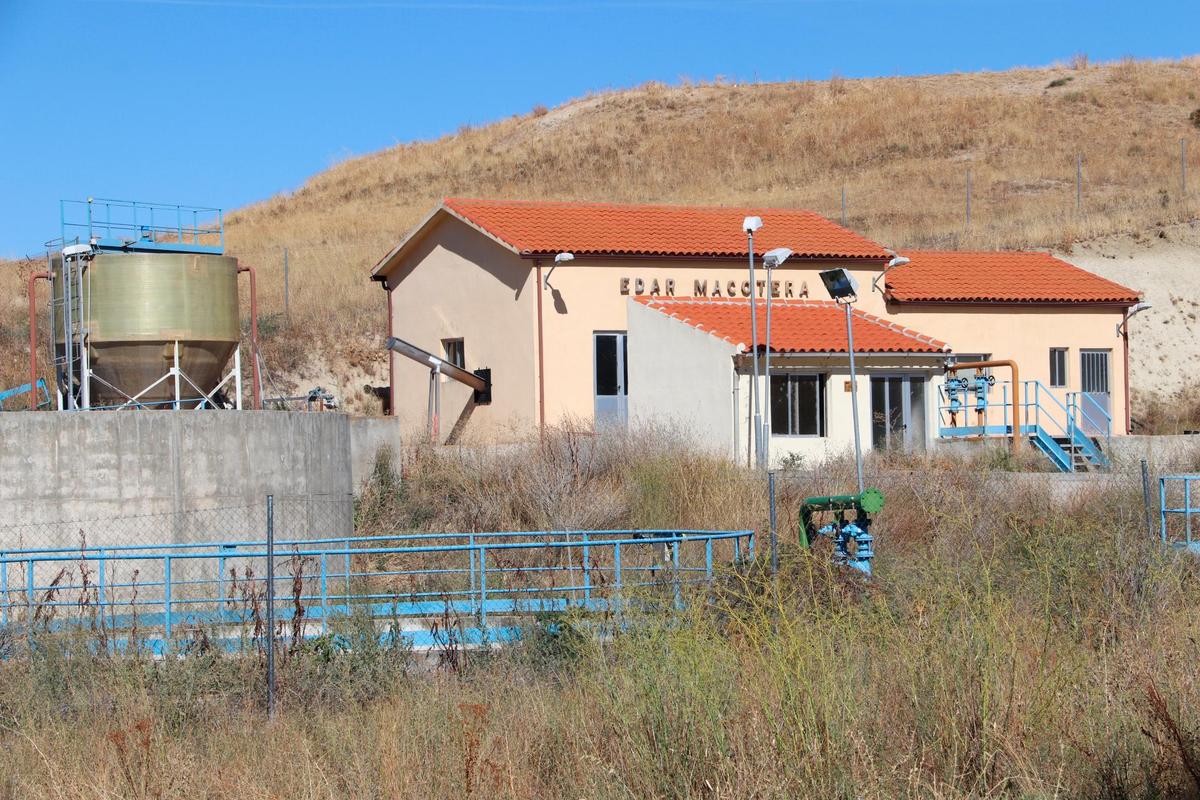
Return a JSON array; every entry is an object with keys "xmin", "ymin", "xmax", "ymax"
[
  {"xmin": 237, "ymin": 264, "xmax": 263, "ymax": 410},
  {"xmin": 27, "ymin": 271, "xmax": 50, "ymax": 410},
  {"xmin": 946, "ymin": 359, "xmax": 1022, "ymax": 453}
]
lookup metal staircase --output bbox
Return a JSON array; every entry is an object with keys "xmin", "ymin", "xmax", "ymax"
[{"xmin": 940, "ymin": 379, "xmax": 1111, "ymax": 473}]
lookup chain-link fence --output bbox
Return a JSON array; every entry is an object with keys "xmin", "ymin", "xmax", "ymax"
[{"xmin": 0, "ymin": 493, "xmax": 353, "ymax": 554}]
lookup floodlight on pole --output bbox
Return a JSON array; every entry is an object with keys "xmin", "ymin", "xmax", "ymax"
[
  {"xmin": 820, "ymin": 267, "xmax": 865, "ymax": 493},
  {"xmin": 761, "ymin": 247, "xmax": 792, "ymax": 466},
  {"xmin": 1115, "ymin": 301, "xmax": 1151, "ymax": 337},
  {"xmin": 871, "ymin": 252, "xmax": 910, "ymax": 295},
  {"xmin": 744, "ymin": 218, "xmax": 764, "ymax": 467},
  {"xmin": 543, "ymin": 251, "xmax": 574, "ymax": 290}
]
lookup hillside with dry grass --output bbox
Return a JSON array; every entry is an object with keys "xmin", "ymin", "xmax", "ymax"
[{"xmin": 5, "ymin": 56, "xmax": 1200, "ymax": 412}]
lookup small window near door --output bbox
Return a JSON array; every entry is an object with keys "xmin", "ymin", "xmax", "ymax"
[
  {"xmin": 1049, "ymin": 348, "xmax": 1068, "ymax": 388},
  {"xmin": 443, "ymin": 338, "xmax": 465, "ymax": 369},
  {"xmin": 770, "ymin": 374, "xmax": 826, "ymax": 436}
]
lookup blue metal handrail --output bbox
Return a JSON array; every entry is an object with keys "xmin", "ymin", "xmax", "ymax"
[
  {"xmin": 937, "ymin": 378, "xmax": 1110, "ymax": 471},
  {"xmin": 56, "ymin": 198, "xmax": 224, "ymax": 255},
  {"xmin": 0, "ymin": 529, "xmax": 754, "ymax": 654},
  {"xmin": 1160, "ymin": 475, "xmax": 1200, "ymax": 554},
  {"xmin": 0, "ymin": 379, "xmax": 51, "ymax": 411}
]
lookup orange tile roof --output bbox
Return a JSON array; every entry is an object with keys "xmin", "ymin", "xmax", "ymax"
[
  {"xmin": 885, "ymin": 250, "xmax": 1140, "ymax": 304},
  {"xmin": 635, "ymin": 297, "xmax": 949, "ymax": 354},
  {"xmin": 443, "ymin": 198, "xmax": 890, "ymax": 260}
]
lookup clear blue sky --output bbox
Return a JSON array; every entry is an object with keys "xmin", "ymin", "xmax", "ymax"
[{"xmin": 1, "ymin": 0, "xmax": 1197, "ymax": 257}]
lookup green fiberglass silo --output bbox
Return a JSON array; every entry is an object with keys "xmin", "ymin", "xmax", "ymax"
[{"xmin": 52, "ymin": 252, "xmax": 242, "ymax": 408}]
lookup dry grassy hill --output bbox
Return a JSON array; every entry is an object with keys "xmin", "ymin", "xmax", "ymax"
[{"xmin": 5, "ymin": 56, "xmax": 1200, "ymax": 414}]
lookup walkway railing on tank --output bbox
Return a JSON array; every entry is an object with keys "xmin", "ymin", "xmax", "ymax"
[
  {"xmin": 0, "ymin": 529, "xmax": 754, "ymax": 655},
  {"xmin": 56, "ymin": 198, "xmax": 224, "ymax": 255},
  {"xmin": 1160, "ymin": 476, "xmax": 1200, "ymax": 554},
  {"xmin": 937, "ymin": 378, "xmax": 1110, "ymax": 471}
]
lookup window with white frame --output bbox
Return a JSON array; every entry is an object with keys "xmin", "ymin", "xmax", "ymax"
[
  {"xmin": 770, "ymin": 374, "xmax": 827, "ymax": 436},
  {"xmin": 442, "ymin": 338, "xmax": 465, "ymax": 369},
  {"xmin": 1049, "ymin": 347, "xmax": 1068, "ymax": 388}
]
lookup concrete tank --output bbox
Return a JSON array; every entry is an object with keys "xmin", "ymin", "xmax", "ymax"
[{"xmin": 53, "ymin": 253, "xmax": 240, "ymax": 407}]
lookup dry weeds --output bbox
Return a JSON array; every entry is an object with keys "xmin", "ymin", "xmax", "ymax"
[{"xmin": 2, "ymin": 434, "xmax": 1199, "ymax": 798}]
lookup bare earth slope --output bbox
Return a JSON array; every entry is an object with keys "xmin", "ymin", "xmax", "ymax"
[{"xmin": 6, "ymin": 58, "xmax": 1200, "ymax": 412}]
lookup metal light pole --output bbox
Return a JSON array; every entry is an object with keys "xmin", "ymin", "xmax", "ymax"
[
  {"xmin": 844, "ymin": 301, "xmax": 865, "ymax": 494},
  {"xmin": 744, "ymin": 217, "xmax": 763, "ymax": 467},
  {"xmin": 820, "ymin": 268, "xmax": 865, "ymax": 494}
]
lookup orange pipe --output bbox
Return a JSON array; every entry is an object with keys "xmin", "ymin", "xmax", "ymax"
[
  {"xmin": 237, "ymin": 264, "xmax": 263, "ymax": 410},
  {"xmin": 28, "ymin": 271, "xmax": 50, "ymax": 410},
  {"xmin": 947, "ymin": 359, "xmax": 1021, "ymax": 453}
]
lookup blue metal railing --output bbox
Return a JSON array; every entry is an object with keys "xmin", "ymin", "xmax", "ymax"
[
  {"xmin": 0, "ymin": 379, "xmax": 51, "ymax": 411},
  {"xmin": 937, "ymin": 379, "xmax": 1110, "ymax": 472},
  {"xmin": 0, "ymin": 529, "xmax": 753, "ymax": 655},
  {"xmin": 55, "ymin": 198, "xmax": 224, "ymax": 255},
  {"xmin": 1160, "ymin": 476, "xmax": 1200, "ymax": 554}
]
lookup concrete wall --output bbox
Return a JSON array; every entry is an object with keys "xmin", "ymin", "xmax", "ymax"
[
  {"xmin": 348, "ymin": 415, "xmax": 404, "ymax": 488},
  {"xmin": 0, "ymin": 411, "xmax": 355, "ymax": 549},
  {"xmin": 627, "ymin": 298, "xmax": 739, "ymax": 456}
]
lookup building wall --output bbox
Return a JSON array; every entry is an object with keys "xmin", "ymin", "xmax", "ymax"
[
  {"xmin": 626, "ymin": 299, "xmax": 739, "ymax": 456},
  {"xmin": 386, "ymin": 217, "xmax": 539, "ymax": 441},
  {"xmin": 381, "ymin": 219, "xmax": 1131, "ymax": 440},
  {"xmin": 540, "ymin": 257, "xmax": 880, "ymax": 427},
  {"xmin": 880, "ymin": 303, "xmax": 1129, "ymax": 434},
  {"xmin": 734, "ymin": 356, "xmax": 943, "ymax": 468}
]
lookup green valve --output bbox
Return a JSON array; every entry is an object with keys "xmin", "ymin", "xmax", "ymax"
[
  {"xmin": 859, "ymin": 488, "xmax": 884, "ymax": 515},
  {"xmin": 799, "ymin": 488, "xmax": 884, "ymax": 575}
]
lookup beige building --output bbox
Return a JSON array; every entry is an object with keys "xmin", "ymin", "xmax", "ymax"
[{"xmin": 370, "ymin": 199, "xmax": 1142, "ymax": 469}]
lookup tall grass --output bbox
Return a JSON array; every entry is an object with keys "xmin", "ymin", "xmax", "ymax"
[{"xmin": 2, "ymin": 433, "xmax": 1199, "ymax": 798}]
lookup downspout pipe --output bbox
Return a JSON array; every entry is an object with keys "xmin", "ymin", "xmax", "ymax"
[
  {"xmin": 28, "ymin": 271, "xmax": 50, "ymax": 410},
  {"xmin": 237, "ymin": 264, "xmax": 263, "ymax": 410},
  {"xmin": 1122, "ymin": 312, "xmax": 1132, "ymax": 434},
  {"xmin": 946, "ymin": 359, "xmax": 1021, "ymax": 453},
  {"xmin": 385, "ymin": 278, "xmax": 395, "ymax": 416},
  {"xmin": 535, "ymin": 258, "xmax": 546, "ymax": 438}
]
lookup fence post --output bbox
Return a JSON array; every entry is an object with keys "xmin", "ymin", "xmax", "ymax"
[
  {"xmin": 266, "ymin": 495, "xmax": 276, "ymax": 720},
  {"xmin": 97, "ymin": 550, "xmax": 106, "ymax": 634},
  {"xmin": 1182, "ymin": 139, "xmax": 1188, "ymax": 200},
  {"xmin": 1186, "ymin": 479, "xmax": 1193, "ymax": 548},
  {"xmin": 163, "ymin": 556, "xmax": 173, "ymax": 648},
  {"xmin": 581, "ymin": 531, "xmax": 591, "ymax": 606},
  {"xmin": 1076, "ymin": 154, "xmax": 1082, "ymax": 214},
  {"xmin": 320, "ymin": 553, "xmax": 328, "ymax": 636},
  {"xmin": 1141, "ymin": 459, "xmax": 1153, "ymax": 540},
  {"xmin": 282, "ymin": 247, "xmax": 290, "ymax": 326},
  {"xmin": 965, "ymin": 168, "xmax": 972, "ymax": 228},
  {"xmin": 1159, "ymin": 477, "xmax": 1167, "ymax": 545},
  {"xmin": 768, "ymin": 471, "xmax": 779, "ymax": 576},
  {"xmin": 478, "ymin": 546, "xmax": 487, "ymax": 629},
  {"xmin": 26, "ymin": 559, "xmax": 34, "ymax": 655},
  {"xmin": 671, "ymin": 540, "xmax": 682, "ymax": 610},
  {"xmin": 613, "ymin": 543, "xmax": 622, "ymax": 591}
]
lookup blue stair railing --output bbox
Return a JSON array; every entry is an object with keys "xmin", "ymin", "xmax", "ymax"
[
  {"xmin": 938, "ymin": 378, "xmax": 1110, "ymax": 472},
  {"xmin": 0, "ymin": 379, "xmax": 51, "ymax": 411}
]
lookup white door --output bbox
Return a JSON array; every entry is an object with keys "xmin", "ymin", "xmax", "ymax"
[
  {"xmin": 1079, "ymin": 349, "xmax": 1111, "ymax": 434},
  {"xmin": 594, "ymin": 332, "xmax": 628, "ymax": 428},
  {"xmin": 870, "ymin": 375, "xmax": 927, "ymax": 451}
]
